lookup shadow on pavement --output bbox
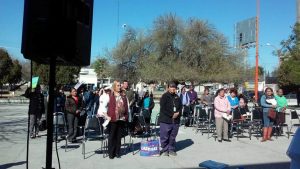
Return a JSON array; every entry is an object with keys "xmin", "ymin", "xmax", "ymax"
[
  {"xmin": 0, "ymin": 119, "xmax": 27, "ymax": 143},
  {"xmin": 0, "ymin": 161, "xmax": 26, "ymax": 169},
  {"xmin": 176, "ymin": 139, "xmax": 194, "ymax": 152},
  {"xmin": 61, "ymin": 144, "xmax": 80, "ymax": 152}
]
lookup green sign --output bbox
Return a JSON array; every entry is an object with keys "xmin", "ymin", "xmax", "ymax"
[{"xmin": 32, "ymin": 76, "xmax": 39, "ymax": 89}]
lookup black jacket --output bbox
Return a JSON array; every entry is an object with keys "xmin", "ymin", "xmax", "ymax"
[
  {"xmin": 159, "ymin": 91, "xmax": 182, "ymax": 124},
  {"xmin": 24, "ymin": 88, "xmax": 45, "ymax": 115}
]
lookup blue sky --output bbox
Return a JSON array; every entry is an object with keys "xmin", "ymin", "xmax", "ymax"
[{"xmin": 0, "ymin": 0, "xmax": 296, "ymax": 72}]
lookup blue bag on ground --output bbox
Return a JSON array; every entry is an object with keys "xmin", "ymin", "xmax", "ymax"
[
  {"xmin": 140, "ymin": 139, "xmax": 160, "ymax": 157},
  {"xmin": 199, "ymin": 160, "xmax": 229, "ymax": 169}
]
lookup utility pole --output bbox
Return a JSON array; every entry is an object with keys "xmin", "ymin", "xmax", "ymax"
[
  {"xmin": 297, "ymin": 0, "xmax": 300, "ymax": 23},
  {"xmin": 254, "ymin": 0, "xmax": 260, "ymax": 102}
]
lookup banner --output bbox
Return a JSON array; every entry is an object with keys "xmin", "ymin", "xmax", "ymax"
[
  {"xmin": 140, "ymin": 139, "xmax": 160, "ymax": 157},
  {"xmin": 74, "ymin": 81, "xmax": 84, "ymax": 90}
]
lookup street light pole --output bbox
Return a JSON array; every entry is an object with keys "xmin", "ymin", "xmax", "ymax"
[
  {"xmin": 254, "ymin": 0, "xmax": 260, "ymax": 102},
  {"xmin": 266, "ymin": 43, "xmax": 283, "ymax": 65}
]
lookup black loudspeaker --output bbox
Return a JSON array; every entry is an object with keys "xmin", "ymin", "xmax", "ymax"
[{"xmin": 21, "ymin": 0, "xmax": 93, "ymax": 66}]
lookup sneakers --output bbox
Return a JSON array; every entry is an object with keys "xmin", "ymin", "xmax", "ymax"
[
  {"xmin": 223, "ymin": 139, "xmax": 231, "ymax": 142},
  {"xmin": 160, "ymin": 151, "xmax": 169, "ymax": 156},
  {"xmin": 160, "ymin": 151, "xmax": 177, "ymax": 156},
  {"xmin": 169, "ymin": 151, "xmax": 177, "ymax": 156}
]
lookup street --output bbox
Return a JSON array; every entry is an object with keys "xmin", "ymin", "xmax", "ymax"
[{"xmin": 0, "ymin": 104, "xmax": 292, "ymax": 169}]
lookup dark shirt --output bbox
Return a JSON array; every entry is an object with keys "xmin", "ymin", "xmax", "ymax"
[
  {"xmin": 65, "ymin": 95, "xmax": 82, "ymax": 115},
  {"xmin": 125, "ymin": 89, "xmax": 136, "ymax": 107},
  {"xmin": 54, "ymin": 93, "xmax": 66, "ymax": 112},
  {"xmin": 24, "ymin": 88, "xmax": 45, "ymax": 115},
  {"xmin": 188, "ymin": 90, "xmax": 198, "ymax": 104},
  {"xmin": 233, "ymin": 107, "xmax": 249, "ymax": 120},
  {"xmin": 159, "ymin": 91, "xmax": 182, "ymax": 124},
  {"xmin": 201, "ymin": 94, "xmax": 213, "ymax": 106}
]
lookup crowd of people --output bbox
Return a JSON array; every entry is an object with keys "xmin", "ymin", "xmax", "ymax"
[
  {"xmin": 25, "ymin": 81, "xmax": 291, "ymax": 158},
  {"xmin": 176, "ymin": 84, "xmax": 289, "ymax": 143}
]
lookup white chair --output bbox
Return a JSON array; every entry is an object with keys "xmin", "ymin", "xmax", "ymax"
[{"xmin": 286, "ymin": 109, "xmax": 300, "ymax": 139}]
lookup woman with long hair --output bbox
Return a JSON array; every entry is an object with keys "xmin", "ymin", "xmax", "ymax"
[
  {"xmin": 107, "ymin": 81, "xmax": 128, "ymax": 159},
  {"xmin": 260, "ymin": 87, "xmax": 277, "ymax": 142}
]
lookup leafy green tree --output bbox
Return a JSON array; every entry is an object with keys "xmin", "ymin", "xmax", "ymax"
[
  {"xmin": 278, "ymin": 23, "xmax": 300, "ymax": 87},
  {"xmin": 8, "ymin": 60, "xmax": 22, "ymax": 85},
  {"xmin": 0, "ymin": 48, "xmax": 13, "ymax": 85},
  {"xmin": 107, "ymin": 14, "xmax": 248, "ymax": 84},
  {"xmin": 91, "ymin": 58, "xmax": 110, "ymax": 78}
]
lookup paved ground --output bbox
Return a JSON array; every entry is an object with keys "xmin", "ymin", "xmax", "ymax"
[{"xmin": 0, "ymin": 104, "xmax": 295, "ymax": 169}]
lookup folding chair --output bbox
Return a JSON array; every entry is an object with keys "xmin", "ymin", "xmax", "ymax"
[
  {"xmin": 230, "ymin": 110, "xmax": 251, "ymax": 140},
  {"xmin": 205, "ymin": 107, "xmax": 217, "ymax": 140},
  {"xmin": 194, "ymin": 105, "xmax": 209, "ymax": 134},
  {"xmin": 273, "ymin": 109, "xmax": 288, "ymax": 139},
  {"xmin": 249, "ymin": 107, "xmax": 263, "ymax": 140},
  {"xmin": 287, "ymin": 109, "xmax": 300, "ymax": 139},
  {"xmin": 53, "ymin": 112, "xmax": 67, "ymax": 142},
  {"xmin": 129, "ymin": 113, "xmax": 150, "ymax": 155},
  {"xmin": 150, "ymin": 112, "xmax": 160, "ymax": 139},
  {"xmin": 181, "ymin": 105, "xmax": 193, "ymax": 127},
  {"xmin": 82, "ymin": 115, "xmax": 108, "ymax": 159}
]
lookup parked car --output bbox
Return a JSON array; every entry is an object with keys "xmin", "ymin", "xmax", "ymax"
[
  {"xmin": 156, "ymin": 85, "xmax": 165, "ymax": 91},
  {"xmin": 285, "ymin": 93, "xmax": 298, "ymax": 106}
]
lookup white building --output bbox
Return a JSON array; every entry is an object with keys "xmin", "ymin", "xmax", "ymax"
[{"xmin": 78, "ymin": 68, "xmax": 97, "ymax": 89}]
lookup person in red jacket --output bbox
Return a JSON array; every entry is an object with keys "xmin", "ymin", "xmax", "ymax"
[{"xmin": 107, "ymin": 80, "xmax": 128, "ymax": 159}]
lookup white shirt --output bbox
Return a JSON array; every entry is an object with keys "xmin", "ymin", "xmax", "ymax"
[{"xmin": 97, "ymin": 93, "xmax": 110, "ymax": 117}]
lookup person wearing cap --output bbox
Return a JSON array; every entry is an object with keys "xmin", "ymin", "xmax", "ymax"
[{"xmin": 159, "ymin": 82, "xmax": 182, "ymax": 156}]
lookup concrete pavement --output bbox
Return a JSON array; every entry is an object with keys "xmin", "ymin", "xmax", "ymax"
[{"xmin": 0, "ymin": 104, "xmax": 293, "ymax": 169}]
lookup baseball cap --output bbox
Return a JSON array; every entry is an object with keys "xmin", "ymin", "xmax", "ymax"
[{"xmin": 104, "ymin": 86, "xmax": 111, "ymax": 90}]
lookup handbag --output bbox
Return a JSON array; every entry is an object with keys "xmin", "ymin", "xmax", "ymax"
[
  {"xmin": 140, "ymin": 139, "xmax": 160, "ymax": 157},
  {"xmin": 268, "ymin": 108, "xmax": 276, "ymax": 120}
]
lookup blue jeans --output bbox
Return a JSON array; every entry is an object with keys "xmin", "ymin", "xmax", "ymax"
[
  {"xmin": 160, "ymin": 123, "xmax": 179, "ymax": 152},
  {"xmin": 263, "ymin": 111, "xmax": 273, "ymax": 127}
]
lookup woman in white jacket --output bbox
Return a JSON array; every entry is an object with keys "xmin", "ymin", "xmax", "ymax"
[{"xmin": 97, "ymin": 86, "xmax": 112, "ymax": 127}]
